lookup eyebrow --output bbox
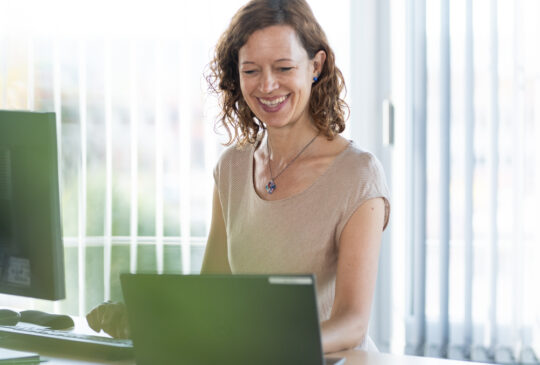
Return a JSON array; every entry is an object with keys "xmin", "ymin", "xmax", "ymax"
[{"xmin": 240, "ymin": 58, "xmax": 295, "ymax": 65}]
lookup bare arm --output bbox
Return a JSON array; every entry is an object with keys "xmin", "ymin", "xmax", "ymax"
[
  {"xmin": 321, "ymin": 197, "xmax": 386, "ymax": 353},
  {"xmin": 201, "ymin": 185, "xmax": 231, "ymax": 274}
]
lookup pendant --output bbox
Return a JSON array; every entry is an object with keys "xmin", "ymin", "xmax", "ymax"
[{"xmin": 265, "ymin": 179, "xmax": 276, "ymax": 194}]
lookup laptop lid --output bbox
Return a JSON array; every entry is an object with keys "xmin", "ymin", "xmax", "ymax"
[{"xmin": 120, "ymin": 274, "xmax": 328, "ymax": 365}]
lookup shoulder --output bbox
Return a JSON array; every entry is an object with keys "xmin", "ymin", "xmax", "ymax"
[
  {"xmin": 338, "ymin": 143, "xmax": 386, "ymax": 181},
  {"xmin": 213, "ymin": 143, "xmax": 255, "ymax": 182},
  {"xmin": 216, "ymin": 143, "xmax": 253, "ymax": 168}
]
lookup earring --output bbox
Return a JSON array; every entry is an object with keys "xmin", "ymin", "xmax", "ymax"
[{"xmin": 313, "ymin": 75, "xmax": 319, "ymax": 83}]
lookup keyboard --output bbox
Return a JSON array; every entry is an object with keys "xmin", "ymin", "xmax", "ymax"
[{"xmin": 0, "ymin": 323, "xmax": 133, "ymax": 360}]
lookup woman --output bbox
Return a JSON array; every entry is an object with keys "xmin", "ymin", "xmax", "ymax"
[{"xmin": 88, "ymin": 0, "xmax": 390, "ymax": 354}]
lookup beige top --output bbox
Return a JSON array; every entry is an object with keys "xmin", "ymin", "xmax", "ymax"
[{"xmin": 213, "ymin": 141, "xmax": 390, "ymax": 322}]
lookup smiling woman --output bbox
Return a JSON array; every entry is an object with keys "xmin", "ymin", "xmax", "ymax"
[
  {"xmin": 82, "ymin": 0, "xmax": 389, "ymax": 355},
  {"xmin": 200, "ymin": 0, "xmax": 390, "ymax": 354}
]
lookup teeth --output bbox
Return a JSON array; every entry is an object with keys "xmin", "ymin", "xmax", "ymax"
[{"xmin": 259, "ymin": 95, "xmax": 287, "ymax": 106}]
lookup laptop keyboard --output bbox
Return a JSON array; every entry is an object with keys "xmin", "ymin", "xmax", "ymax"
[{"xmin": 0, "ymin": 323, "xmax": 133, "ymax": 359}]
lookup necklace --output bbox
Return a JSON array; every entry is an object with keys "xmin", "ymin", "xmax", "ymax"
[{"xmin": 265, "ymin": 133, "xmax": 319, "ymax": 194}]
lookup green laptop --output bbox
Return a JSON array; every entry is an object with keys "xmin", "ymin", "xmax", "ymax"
[{"xmin": 121, "ymin": 274, "xmax": 345, "ymax": 365}]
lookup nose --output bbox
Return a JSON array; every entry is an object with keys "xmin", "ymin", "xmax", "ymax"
[{"xmin": 259, "ymin": 70, "xmax": 278, "ymax": 94}]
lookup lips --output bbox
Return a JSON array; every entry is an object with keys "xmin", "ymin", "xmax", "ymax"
[{"xmin": 256, "ymin": 94, "xmax": 290, "ymax": 112}]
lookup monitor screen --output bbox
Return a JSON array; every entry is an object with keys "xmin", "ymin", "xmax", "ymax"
[{"xmin": 0, "ymin": 110, "xmax": 65, "ymax": 301}]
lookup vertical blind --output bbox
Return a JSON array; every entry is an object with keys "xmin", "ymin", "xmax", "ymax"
[
  {"xmin": 0, "ymin": 1, "xmax": 242, "ymax": 315},
  {"xmin": 401, "ymin": 0, "xmax": 540, "ymax": 363},
  {"xmin": 0, "ymin": 37, "xmax": 219, "ymax": 315}
]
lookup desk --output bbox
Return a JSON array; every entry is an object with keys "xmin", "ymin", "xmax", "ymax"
[
  {"xmin": 10, "ymin": 349, "xmax": 485, "ymax": 365},
  {"xmin": 2, "ymin": 318, "xmax": 484, "ymax": 365},
  {"xmin": 334, "ymin": 350, "xmax": 488, "ymax": 365}
]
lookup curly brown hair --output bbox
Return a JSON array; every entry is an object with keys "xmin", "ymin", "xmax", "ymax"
[{"xmin": 206, "ymin": 0, "xmax": 349, "ymax": 146}]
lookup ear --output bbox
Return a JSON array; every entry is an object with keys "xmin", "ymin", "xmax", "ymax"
[{"xmin": 312, "ymin": 50, "xmax": 327, "ymax": 76}]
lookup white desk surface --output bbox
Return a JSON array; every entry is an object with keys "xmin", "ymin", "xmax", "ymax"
[
  {"xmin": 3, "ymin": 317, "xmax": 482, "ymax": 365},
  {"xmin": 33, "ymin": 349, "xmax": 483, "ymax": 365}
]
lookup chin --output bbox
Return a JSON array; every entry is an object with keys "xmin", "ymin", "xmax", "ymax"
[{"xmin": 259, "ymin": 116, "xmax": 296, "ymax": 130}]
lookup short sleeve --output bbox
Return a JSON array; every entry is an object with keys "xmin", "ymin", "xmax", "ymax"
[{"xmin": 335, "ymin": 151, "xmax": 391, "ymax": 246}]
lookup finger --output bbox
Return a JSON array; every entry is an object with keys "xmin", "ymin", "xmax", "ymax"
[
  {"xmin": 101, "ymin": 303, "xmax": 126, "ymax": 338},
  {"xmin": 101, "ymin": 316, "xmax": 118, "ymax": 337},
  {"xmin": 86, "ymin": 307, "xmax": 103, "ymax": 333},
  {"xmin": 88, "ymin": 302, "xmax": 117, "ymax": 333},
  {"xmin": 100, "ymin": 321, "xmax": 118, "ymax": 338}
]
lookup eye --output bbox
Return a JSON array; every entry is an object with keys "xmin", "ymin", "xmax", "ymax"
[
  {"xmin": 279, "ymin": 67, "xmax": 293, "ymax": 72},
  {"xmin": 242, "ymin": 70, "xmax": 257, "ymax": 75}
]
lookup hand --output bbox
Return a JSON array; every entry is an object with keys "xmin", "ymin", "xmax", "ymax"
[{"xmin": 86, "ymin": 301, "xmax": 131, "ymax": 339}]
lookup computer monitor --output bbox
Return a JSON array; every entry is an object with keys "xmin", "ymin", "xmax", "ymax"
[{"xmin": 0, "ymin": 110, "xmax": 65, "ymax": 301}]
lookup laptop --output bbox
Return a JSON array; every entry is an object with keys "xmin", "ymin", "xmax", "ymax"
[{"xmin": 120, "ymin": 274, "xmax": 345, "ymax": 365}]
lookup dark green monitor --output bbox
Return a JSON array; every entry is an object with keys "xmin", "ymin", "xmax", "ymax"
[{"xmin": 0, "ymin": 110, "xmax": 65, "ymax": 301}]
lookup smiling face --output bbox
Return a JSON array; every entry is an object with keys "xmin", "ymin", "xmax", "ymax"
[{"xmin": 238, "ymin": 25, "xmax": 324, "ymax": 131}]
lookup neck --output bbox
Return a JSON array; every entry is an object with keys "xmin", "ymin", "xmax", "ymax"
[{"xmin": 266, "ymin": 123, "xmax": 319, "ymax": 166}]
